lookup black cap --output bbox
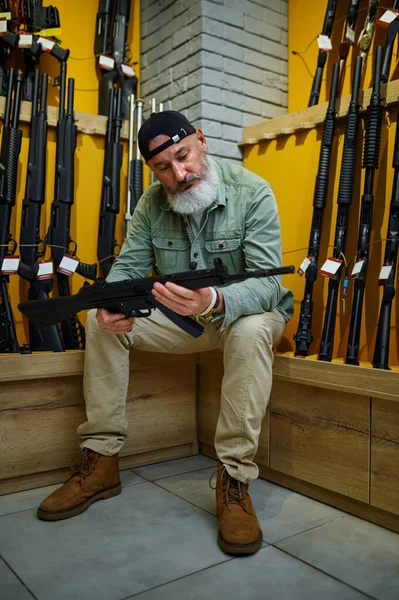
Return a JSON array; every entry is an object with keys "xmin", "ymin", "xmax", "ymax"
[{"xmin": 138, "ymin": 110, "xmax": 196, "ymax": 162}]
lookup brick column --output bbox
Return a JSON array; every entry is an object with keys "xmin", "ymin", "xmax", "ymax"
[{"xmin": 140, "ymin": 0, "xmax": 288, "ymax": 163}]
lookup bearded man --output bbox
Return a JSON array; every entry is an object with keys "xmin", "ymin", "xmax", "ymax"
[{"xmin": 38, "ymin": 111, "xmax": 293, "ymax": 555}]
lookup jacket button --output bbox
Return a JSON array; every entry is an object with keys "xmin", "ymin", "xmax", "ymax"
[
  {"xmin": 218, "ymin": 243, "xmax": 224, "ymax": 249},
  {"xmin": 168, "ymin": 241, "xmax": 173, "ymax": 246}
]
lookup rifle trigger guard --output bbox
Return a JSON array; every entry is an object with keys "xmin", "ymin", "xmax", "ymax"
[{"xmin": 129, "ymin": 309, "xmax": 151, "ymax": 318}]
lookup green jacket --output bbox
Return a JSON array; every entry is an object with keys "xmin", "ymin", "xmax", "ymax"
[{"xmin": 108, "ymin": 157, "xmax": 294, "ymax": 330}]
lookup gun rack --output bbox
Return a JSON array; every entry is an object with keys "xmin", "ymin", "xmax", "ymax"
[
  {"xmin": 239, "ymin": 78, "xmax": 399, "ymax": 146},
  {"xmin": 0, "ymin": 95, "xmax": 130, "ymax": 140}
]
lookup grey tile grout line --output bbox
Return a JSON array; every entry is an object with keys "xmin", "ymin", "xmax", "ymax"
[
  {"xmin": 118, "ymin": 554, "xmax": 242, "ymax": 600},
  {"xmin": 128, "ymin": 462, "xmax": 217, "ymax": 483},
  {"xmin": 149, "ymin": 479, "xmax": 219, "ymax": 518},
  {"xmin": 0, "ymin": 554, "xmax": 39, "ymax": 600},
  {"xmin": 274, "ymin": 546, "xmax": 378, "ymax": 600},
  {"xmin": 267, "ymin": 514, "xmax": 347, "ymax": 546}
]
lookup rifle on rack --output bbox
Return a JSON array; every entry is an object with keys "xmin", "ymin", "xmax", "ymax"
[
  {"xmin": 346, "ymin": 46, "xmax": 384, "ymax": 365},
  {"xmin": 18, "ymin": 259, "xmax": 295, "ymax": 338},
  {"xmin": 46, "ymin": 62, "xmax": 97, "ymax": 350},
  {"xmin": 0, "ymin": 1, "xmax": 20, "ymax": 96},
  {"xmin": 318, "ymin": 55, "xmax": 363, "ymax": 362},
  {"xmin": 308, "ymin": 0, "xmax": 338, "ymax": 107},
  {"xmin": 98, "ymin": 87, "xmax": 123, "ymax": 278},
  {"xmin": 95, "ymin": 0, "xmax": 137, "ymax": 118},
  {"xmin": 294, "ymin": 62, "xmax": 340, "ymax": 356},
  {"xmin": 372, "ymin": 118, "xmax": 399, "ymax": 370},
  {"xmin": 124, "ymin": 95, "xmax": 142, "ymax": 237},
  {"xmin": 381, "ymin": 1, "xmax": 399, "ymax": 84},
  {"xmin": 18, "ymin": 70, "xmax": 64, "ymax": 352},
  {"xmin": 358, "ymin": 0, "xmax": 379, "ymax": 78},
  {"xmin": 0, "ymin": 69, "xmax": 26, "ymax": 353},
  {"xmin": 338, "ymin": 0, "xmax": 360, "ymax": 88}
]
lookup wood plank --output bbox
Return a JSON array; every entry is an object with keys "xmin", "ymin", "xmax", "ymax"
[
  {"xmin": 273, "ymin": 355, "xmax": 399, "ymax": 402},
  {"xmin": 0, "ymin": 359, "xmax": 197, "ymax": 483},
  {"xmin": 0, "ymin": 443, "xmax": 197, "ymax": 496},
  {"xmin": 239, "ymin": 79, "xmax": 399, "ymax": 146},
  {"xmin": 0, "ymin": 350, "xmax": 196, "ymax": 382},
  {"xmin": 0, "ymin": 96, "xmax": 129, "ymax": 140},
  {"xmin": 270, "ymin": 381, "xmax": 370, "ymax": 503},
  {"xmin": 371, "ymin": 398, "xmax": 399, "ymax": 516}
]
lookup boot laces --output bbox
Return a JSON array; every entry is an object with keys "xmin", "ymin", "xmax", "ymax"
[
  {"xmin": 209, "ymin": 464, "xmax": 250, "ymax": 513},
  {"xmin": 71, "ymin": 449, "xmax": 98, "ymax": 483}
]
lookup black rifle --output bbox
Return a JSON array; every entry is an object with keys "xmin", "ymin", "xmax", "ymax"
[
  {"xmin": 308, "ymin": 0, "xmax": 338, "ymax": 107},
  {"xmin": 346, "ymin": 47, "xmax": 384, "ymax": 365},
  {"xmin": 0, "ymin": 13, "xmax": 20, "ymax": 97},
  {"xmin": 0, "ymin": 69, "xmax": 24, "ymax": 353},
  {"xmin": 338, "ymin": 0, "xmax": 360, "ymax": 86},
  {"xmin": 372, "ymin": 119, "xmax": 399, "ymax": 369},
  {"xmin": 124, "ymin": 95, "xmax": 143, "ymax": 237},
  {"xmin": 47, "ymin": 62, "xmax": 97, "ymax": 350},
  {"xmin": 95, "ymin": 0, "xmax": 137, "ymax": 118},
  {"xmin": 318, "ymin": 55, "xmax": 363, "ymax": 362},
  {"xmin": 18, "ymin": 70, "xmax": 64, "ymax": 352},
  {"xmin": 381, "ymin": 1, "xmax": 399, "ymax": 84},
  {"xmin": 98, "ymin": 88, "xmax": 123, "ymax": 278},
  {"xmin": 21, "ymin": 0, "xmax": 70, "ymax": 101},
  {"xmin": 18, "ymin": 259, "xmax": 295, "ymax": 338},
  {"xmin": 294, "ymin": 62, "xmax": 340, "ymax": 356}
]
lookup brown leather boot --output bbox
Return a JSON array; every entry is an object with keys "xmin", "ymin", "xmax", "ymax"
[
  {"xmin": 37, "ymin": 449, "xmax": 121, "ymax": 521},
  {"xmin": 215, "ymin": 461, "xmax": 262, "ymax": 555}
]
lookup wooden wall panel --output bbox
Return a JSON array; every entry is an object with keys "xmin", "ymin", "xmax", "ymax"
[
  {"xmin": 0, "ymin": 353, "xmax": 197, "ymax": 494},
  {"xmin": 270, "ymin": 381, "xmax": 370, "ymax": 503},
  {"xmin": 371, "ymin": 398, "xmax": 399, "ymax": 516}
]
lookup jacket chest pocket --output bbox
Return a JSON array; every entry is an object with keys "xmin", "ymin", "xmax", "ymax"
[
  {"xmin": 205, "ymin": 238, "xmax": 243, "ymax": 273},
  {"xmin": 152, "ymin": 237, "xmax": 190, "ymax": 274}
]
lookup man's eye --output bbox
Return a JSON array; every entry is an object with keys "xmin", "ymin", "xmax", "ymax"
[
  {"xmin": 179, "ymin": 154, "xmax": 188, "ymax": 161},
  {"xmin": 158, "ymin": 165, "xmax": 168, "ymax": 172}
]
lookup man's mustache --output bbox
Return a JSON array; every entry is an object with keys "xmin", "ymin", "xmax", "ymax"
[{"xmin": 173, "ymin": 174, "xmax": 201, "ymax": 192}]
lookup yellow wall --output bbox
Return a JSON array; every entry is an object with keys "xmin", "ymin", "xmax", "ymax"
[
  {"xmin": 245, "ymin": 0, "xmax": 399, "ymax": 368},
  {"xmin": 4, "ymin": 0, "xmax": 140, "ymax": 348}
]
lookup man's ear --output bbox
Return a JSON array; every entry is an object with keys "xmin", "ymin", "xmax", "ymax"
[{"xmin": 195, "ymin": 128, "xmax": 208, "ymax": 152}]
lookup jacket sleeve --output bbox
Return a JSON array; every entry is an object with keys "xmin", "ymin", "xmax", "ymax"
[
  {"xmin": 218, "ymin": 183, "xmax": 285, "ymax": 330},
  {"xmin": 106, "ymin": 193, "xmax": 155, "ymax": 283}
]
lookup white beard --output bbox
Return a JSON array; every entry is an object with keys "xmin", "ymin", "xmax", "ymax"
[{"xmin": 166, "ymin": 155, "xmax": 219, "ymax": 215}]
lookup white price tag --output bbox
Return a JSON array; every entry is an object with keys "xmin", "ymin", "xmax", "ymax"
[
  {"xmin": 121, "ymin": 64, "xmax": 135, "ymax": 78},
  {"xmin": 377, "ymin": 10, "xmax": 399, "ymax": 27},
  {"xmin": 320, "ymin": 257, "xmax": 343, "ymax": 278},
  {"xmin": 346, "ymin": 25, "xmax": 355, "ymax": 44},
  {"xmin": 36, "ymin": 261, "xmax": 53, "ymax": 280},
  {"xmin": 99, "ymin": 54, "xmax": 115, "ymax": 71},
  {"xmin": 18, "ymin": 34, "xmax": 33, "ymax": 48},
  {"xmin": 297, "ymin": 256, "xmax": 312, "ymax": 276},
  {"xmin": 38, "ymin": 37, "xmax": 55, "ymax": 52},
  {"xmin": 57, "ymin": 254, "xmax": 79, "ymax": 276},
  {"xmin": 317, "ymin": 34, "xmax": 333, "ymax": 51},
  {"xmin": 350, "ymin": 259, "xmax": 364, "ymax": 279},
  {"xmin": 1, "ymin": 256, "xmax": 19, "ymax": 275},
  {"xmin": 0, "ymin": 19, "xmax": 7, "ymax": 35},
  {"xmin": 378, "ymin": 264, "xmax": 393, "ymax": 285}
]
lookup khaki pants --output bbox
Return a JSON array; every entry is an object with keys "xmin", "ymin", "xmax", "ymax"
[{"xmin": 78, "ymin": 308, "xmax": 286, "ymax": 483}]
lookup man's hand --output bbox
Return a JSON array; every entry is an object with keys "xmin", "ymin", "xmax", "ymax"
[
  {"xmin": 96, "ymin": 308, "xmax": 135, "ymax": 334},
  {"xmin": 151, "ymin": 281, "xmax": 224, "ymax": 316}
]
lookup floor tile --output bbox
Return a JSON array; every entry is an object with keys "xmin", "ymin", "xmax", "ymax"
[
  {"xmin": 0, "ymin": 484, "xmax": 60, "ymax": 518},
  {"xmin": 132, "ymin": 455, "xmax": 216, "ymax": 481},
  {"xmin": 0, "ymin": 558, "xmax": 35, "ymax": 600},
  {"xmin": 156, "ymin": 467, "xmax": 345, "ymax": 541},
  {"xmin": 277, "ymin": 514, "xmax": 399, "ymax": 599},
  {"xmin": 0, "ymin": 470, "xmax": 145, "ymax": 518},
  {"xmin": 0, "ymin": 481, "xmax": 229, "ymax": 600},
  {"xmin": 130, "ymin": 545, "xmax": 369, "ymax": 600}
]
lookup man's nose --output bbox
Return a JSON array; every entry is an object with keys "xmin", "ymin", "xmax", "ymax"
[{"xmin": 171, "ymin": 161, "xmax": 186, "ymax": 181}]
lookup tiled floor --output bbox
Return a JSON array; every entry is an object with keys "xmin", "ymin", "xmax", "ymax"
[{"xmin": 1, "ymin": 455, "xmax": 399, "ymax": 600}]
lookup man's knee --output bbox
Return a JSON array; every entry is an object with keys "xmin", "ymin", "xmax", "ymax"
[{"xmin": 229, "ymin": 312, "xmax": 285, "ymax": 349}]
